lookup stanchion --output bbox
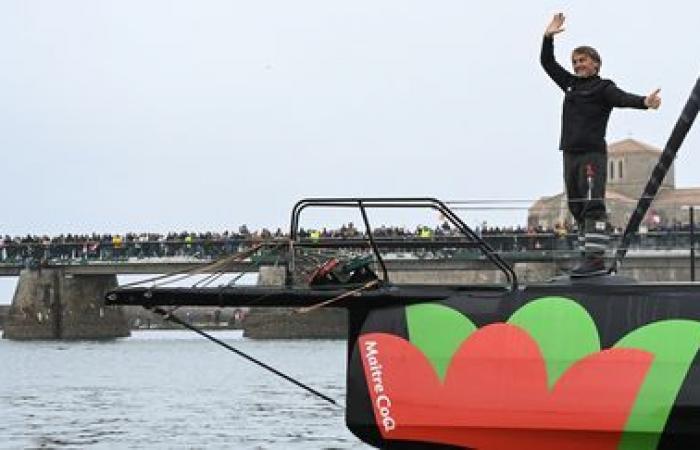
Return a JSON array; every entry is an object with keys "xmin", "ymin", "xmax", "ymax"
[{"xmin": 691, "ymin": 206, "xmax": 696, "ymax": 282}]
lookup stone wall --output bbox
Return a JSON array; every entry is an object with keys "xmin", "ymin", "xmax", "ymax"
[
  {"xmin": 244, "ymin": 265, "xmax": 346, "ymax": 338},
  {"xmin": 389, "ymin": 257, "xmax": 696, "ymax": 285},
  {"xmin": 243, "ymin": 308, "xmax": 347, "ymax": 339},
  {"xmin": 0, "ymin": 305, "xmax": 9, "ymax": 328},
  {"xmin": 2, "ymin": 268, "xmax": 130, "ymax": 340}
]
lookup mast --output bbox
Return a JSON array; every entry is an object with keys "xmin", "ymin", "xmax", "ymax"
[{"xmin": 611, "ymin": 77, "xmax": 700, "ymax": 273}]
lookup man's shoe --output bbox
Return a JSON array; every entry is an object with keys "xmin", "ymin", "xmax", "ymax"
[{"xmin": 570, "ymin": 257, "xmax": 607, "ymax": 278}]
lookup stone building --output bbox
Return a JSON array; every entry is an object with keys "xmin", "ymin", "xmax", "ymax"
[{"xmin": 528, "ymin": 139, "xmax": 700, "ymax": 230}]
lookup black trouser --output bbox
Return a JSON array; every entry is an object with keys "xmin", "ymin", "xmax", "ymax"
[
  {"xmin": 563, "ymin": 152, "xmax": 607, "ymax": 224},
  {"xmin": 563, "ymin": 152, "xmax": 609, "ymax": 258}
]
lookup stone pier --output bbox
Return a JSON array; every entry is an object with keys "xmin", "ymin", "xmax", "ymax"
[
  {"xmin": 243, "ymin": 266, "xmax": 348, "ymax": 339},
  {"xmin": 2, "ymin": 268, "xmax": 130, "ymax": 340}
]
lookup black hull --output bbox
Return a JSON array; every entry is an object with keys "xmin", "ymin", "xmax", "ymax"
[{"xmin": 107, "ymin": 278, "xmax": 700, "ymax": 449}]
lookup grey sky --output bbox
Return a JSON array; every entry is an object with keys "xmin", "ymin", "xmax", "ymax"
[{"xmin": 1, "ymin": 0, "xmax": 699, "ymax": 236}]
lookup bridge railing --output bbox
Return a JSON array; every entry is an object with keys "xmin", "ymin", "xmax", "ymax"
[
  {"xmin": 0, "ymin": 238, "xmax": 248, "ymax": 265},
  {"xmin": 0, "ymin": 231, "xmax": 697, "ymax": 266}
]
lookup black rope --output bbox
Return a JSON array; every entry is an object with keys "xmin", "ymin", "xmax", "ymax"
[
  {"xmin": 225, "ymin": 271, "xmax": 248, "ymax": 286},
  {"xmin": 193, "ymin": 270, "xmax": 225, "ymax": 288},
  {"xmin": 149, "ymin": 306, "xmax": 342, "ymax": 408}
]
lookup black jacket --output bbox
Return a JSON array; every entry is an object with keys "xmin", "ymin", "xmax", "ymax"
[{"xmin": 540, "ymin": 36, "xmax": 647, "ymax": 153}]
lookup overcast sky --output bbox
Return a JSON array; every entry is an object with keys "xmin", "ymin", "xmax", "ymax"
[
  {"xmin": 2, "ymin": 0, "xmax": 699, "ymax": 238},
  {"xmin": 1, "ymin": 1, "xmax": 699, "ymax": 302}
]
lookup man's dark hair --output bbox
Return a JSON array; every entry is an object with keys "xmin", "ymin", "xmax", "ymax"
[{"xmin": 572, "ymin": 45, "xmax": 602, "ymax": 71}]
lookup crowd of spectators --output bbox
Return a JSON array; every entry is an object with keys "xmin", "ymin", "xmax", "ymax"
[{"xmin": 1, "ymin": 221, "xmax": 698, "ymax": 265}]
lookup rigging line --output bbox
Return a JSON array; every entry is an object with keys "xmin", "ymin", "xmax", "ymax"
[
  {"xmin": 446, "ymin": 199, "xmax": 536, "ymax": 204},
  {"xmin": 192, "ymin": 271, "xmax": 219, "ymax": 288},
  {"xmin": 150, "ymin": 256, "xmax": 235, "ymax": 288},
  {"xmin": 225, "ymin": 271, "xmax": 248, "ymax": 286},
  {"xmin": 163, "ymin": 305, "xmax": 182, "ymax": 316},
  {"xmin": 189, "ymin": 242, "xmax": 288, "ymax": 288},
  {"xmin": 149, "ymin": 306, "xmax": 342, "ymax": 409},
  {"xmin": 199, "ymin": 271, "xmax": 226, "ymax": 288},
  {"xmin": 151, "ymin": 271, "xmax": 208, "ymax": 288},
  {"xmin": 118, "ymin": 263, "xmax": 215, "ymax": 289},
  {"xmin": 446, "ymin": 194, "xmax": 669, "ymax": 204},
  {"xmin": 208, "ymin": 280, "xmax": 373, "ymax": 349},
  {"xmin": 118, "ymin": 252, "xmax": 240, "ymax": 289},
  {"xmin": 295, "ymin": 279, "xmax": 381, "ymax": 314},
  {"xmin": 451, "ymin": 207, "xmax": 532, "ymax": 211},
  {"xmin": 193, "ymin": 269, "xmax": 226, "ymax": 288},
  {"xmin": 118, "ymin": 242, "xmax": 269, "ymax": 289},
  {"xmin": 212, "ymin": 272, "xmax": 249, "ymax": 296}
]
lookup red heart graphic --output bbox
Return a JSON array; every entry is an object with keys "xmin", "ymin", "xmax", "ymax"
[{"xmin": 360, "ymin": 324, "xmax": 653, "ymax": 450}]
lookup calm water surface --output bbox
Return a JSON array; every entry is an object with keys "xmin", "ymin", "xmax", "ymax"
[{"xmin": 0, "ymin": 331, "xmax": 370, "ymax": 449}]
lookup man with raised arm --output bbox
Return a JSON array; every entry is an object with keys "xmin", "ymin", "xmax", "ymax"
[{"xmin": 541, "ymin": 12, "xmax": 661, "ymax": 276}]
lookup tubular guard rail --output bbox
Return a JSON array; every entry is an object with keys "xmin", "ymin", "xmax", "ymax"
[{"xmin": 290, "ymin": 197, "xmax": 518, "ymax": 291}]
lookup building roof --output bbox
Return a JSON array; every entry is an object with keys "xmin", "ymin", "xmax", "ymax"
[
  {"xmin": 608, "ymin": 138, "xmax": 661, "ymax": 155},
  {"xmin": 606, "ymin": 189, "xmax": 636, "ymax": 202},
  {"xmin": 656, "ymin": 188, "xmax": 700, "ymax": 205},
  {"xmin": 529, "ymin": 193, "xmax": 564, "ymax": 212}
]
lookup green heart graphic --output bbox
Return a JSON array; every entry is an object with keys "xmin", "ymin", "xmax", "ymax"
[
  {"xmin": 508, "ymin": 296, "xmax": 600, "ymax": 388},
  {"xmin": 406, "ymin": 303, "xmax": 476, "ymax": 381}
]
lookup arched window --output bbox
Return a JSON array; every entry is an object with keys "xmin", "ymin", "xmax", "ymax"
[{"xmin": 618, "ymin": 160, "xmax": 623, "ymax": 179}]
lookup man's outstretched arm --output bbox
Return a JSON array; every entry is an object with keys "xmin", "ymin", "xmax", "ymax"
[
  {"xmin": 541, "ymin": 13, "xmax": 572, "ymax": 91},
  {"xmin": 604, "ymin": 84, "xmax": 662, "ymax": 110}
]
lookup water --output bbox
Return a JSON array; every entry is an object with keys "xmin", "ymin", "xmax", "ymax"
[{"xmin": 0, "ymin": 331, "xmax": 370, "ymax": 449}]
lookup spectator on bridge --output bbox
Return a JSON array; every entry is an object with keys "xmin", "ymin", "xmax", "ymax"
[
  {"xmin": 418, "ymin": 226, "xmax": 433, "ymax": 239},
  {"xmin": 112, "ymin": 235, "xmax": 123, "ymax": 259},
  {"xmin": 184, "ymin": 234, "xmax": 194, "ymax": 256}
]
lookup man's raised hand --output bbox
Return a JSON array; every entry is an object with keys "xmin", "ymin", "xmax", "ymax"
[{"xmin": 545, "ymin": 13, "xmax": 565, "ymax": 38}]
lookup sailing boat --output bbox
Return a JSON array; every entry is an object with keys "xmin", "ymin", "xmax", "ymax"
[{"xmin": 107, "ymin": 77, "xmax": 699, "ymax": 449}]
